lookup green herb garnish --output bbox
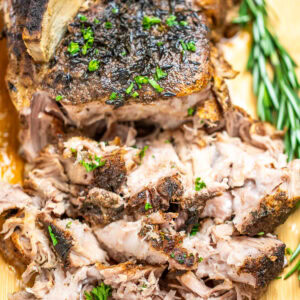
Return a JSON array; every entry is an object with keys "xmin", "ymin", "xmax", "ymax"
[
  {"xmin": 149, "ymin": 78, "xmax": 164, "ymax": 93},
  {"xmin": 88, "ymin": 60, "xmax": 100, "ymax": 72},
  {"xmin": 78, "ymin": 14, "xmax": 87, "ymax": 22},
  {"xmin": 157, "ymin": 41, "xmax": 164, "ymax": 47},
  {"xmin": 80, "ymin": 155, "xmax": 106, "ymax": 172},
  {"xmin": 166, "ymin": 15, "xmax": 178, "ymax": 27},
  {"xmin": 179, "ymin": 20, "xmax": 188, "ymax": 26},
  {"xmin": 134, "ymin": 76, "xmax": 149, "ymax": 88},
  {"xmin": 121, "ymin": 50, "xmax": 127, "ymax": 56},
  {"xmin": 66, "ymin": 221, "xmax": 72, "ymax": 229},
  {"xmin": 179, "ymin": 39, "xmax": 187, "ymax": 51},
  {"xmin": 190, "ymin": 224, "xmax": 199, "ymax": 236},
  {"xmin": 85, "ymin": 283, "xmax": 111, "ymax": 300},
  {"xmin": 56, "ymin": 95, "xmax": 63, "ymax": 102},
  {"xmin": 186, "ymin": 41, "xmax": 196, "ymax": 52},
  {"xmin": 187, "ymin": 107, "xmax": 195, "ymax": 116},
  {"xmin": 67, "ymin": 41, "xmax": 80, "ymax": 55},
  {"xmin": 105, "ymin": 21, "xmax": 113, "ymax": 29},
  {"xmin": 139, "ymin": 145, "xmax": 149, "ymax": 161},
  {"xmin": 126, "ymin": 82, "xmax": 134, "ymax": 95},
  {"xmin": 48, "ymin": 225, "xmax": 58, "ymax": 246},
  {"xmin": 275, "ymin": 276, "xmax": 282, "ymax": 279},
  {"xmin": 198, "ymin": 257, "xmax": 203, "ymax": 263},
  {"xmin": 112, "ymin": 7, "xmax": 119, "ymax": 14},
  {"xmin": 195, "ymin": 177, "xmax": 206, "ymax": 191},
  {"xmin": 94, "ymin": 18, "xmax": 100, "ymax": 24},
  {"xmin": 156, "ymin": 67, "xmax": 167, "ymax": 80},
  {"xmin": 257, "ymin": 232, "xmax": 265, "ymax": 236},
  {"xmin": 109, "ymin": 92, "xmax": 118, "ymax": 100},
  {"xmin": 132, "ymin": 91, "xmax": 139, "ymax": 98},
  {"xmin": 286, "ymin": 247, "xmax": 293, "ymax": 255},
  {"xmin": 236, "ymin": 0, "xmax": 300, "ymax": 160},
  {"xmin": 170, "ymin": 253, "xmax": 175, "ymax": 258},
  {"xmin": 82, "ymin": 27, "xmax": 94, "ymax": 41},
  {"xmin": 144, "ymin": 203, "xmax": 153, "ymax": 211},
  {"xmin": 142, "ymin": 16, "xmax": 161, "ymax": 29}
]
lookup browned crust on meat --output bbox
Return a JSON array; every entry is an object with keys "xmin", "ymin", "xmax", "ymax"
[
  {"xmin": 42, "ymin": 221, "xmax": 72, "ymax": 266},
  {"xmin": 23, "ymin": 0, "xmax": 49, "ymax": 36},
  {"xmin": 93, "ymin": 150, "xmax": 127, "ymax": 192},
  {"xmin": 237, "ymin": 188, "xmax": 299, "ymax": 236},
  {"xmin": 157, "ymin": 176, "xmax": 184, "ymax": 202},
  {"xmin": 239, "ymin": 243, "xmax": 285, "ymax": 288}
]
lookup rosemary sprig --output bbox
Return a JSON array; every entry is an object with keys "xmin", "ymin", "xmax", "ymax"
[{"xmin": 235, "ymin": 0, "xmax": 300, "ymax": 161}]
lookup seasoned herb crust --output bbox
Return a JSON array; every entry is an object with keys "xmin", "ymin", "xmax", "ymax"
[{"xmin": 42, "ymin": 0, "xmax": 211, "ymax": 105}]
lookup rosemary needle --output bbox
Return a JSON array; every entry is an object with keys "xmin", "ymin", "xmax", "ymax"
[{"xmin": 235, "ymin": 0, "xmax": 300, "ymax": 160}]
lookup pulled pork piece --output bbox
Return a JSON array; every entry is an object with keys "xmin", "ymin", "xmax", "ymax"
[
  {"xmin": 24, "ymin": 119, "xmax": 300, "ymax": 235},
  {"xmin": 95, "ymin": 214, "xmax": 201, "ymax": 271},
  {"xmin": 39, "ymin": 215, "xmax": 108, "ymax": 268},
  {"xmin": 176, "ymin": 220, "xmax": 285, "ymax": 299},
  {"xmin": 10, "ymin": 262, "xmax": 173, "ymax": 300}
]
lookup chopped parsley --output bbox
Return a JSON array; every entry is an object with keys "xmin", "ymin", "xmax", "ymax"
[
  {"xmin": 48, "ymin": 225, "xmax": 58, "ymax": 246},
  {"xmin": 180, "ymin": 39, "xmax": 187, "ymax": 51},
  {"xmin": 187, "ymin": 107, "xmax": 195, "ymax": 116},
  {"xmin": 109, "ymin": 92, "xmax": 118, "ymax": 100},
  {"xmin": 88, "ymin": 60, "xmax": 100, "ymax": 72},
  {"xmin": 166, "ymin": 15, "xmax": 178, "ymax": 27},
  {"xmin": 67, "ymin": 41, "xmax": 80, "ymax": 55},
  {"xmin": 66, "ymin": 221, "xmax": 72, "ymax": 229},
  {"xmin": 56, "ymin": 95, "xmax": 63, "ymax": 102},
  {"xmin": 105, "ymin": 21, "xmax": 113, "ymax": 29},
  {"xmin": 132, "ymin": 91, "xmax": 139, "ymax": 98},
  {"xmin": 179, "ymin": 20, "xmax": 188, "ymax": 26},
  {"xmin": 80, "ymin": 155, "xmax": 106, "ymax": 172},
  {"xmin": 186, "ymin": 41, "xmax": 196, "ymax": 52},
  {"xmin": 121, "ymin": 50, "xmax": 127, "ymax": 56},
  {"xmin": 195, "ymin": 177, "xmax": 206, "ymax": 191},
  {"xmin": 164, "ymin": 139, "xmax": 171, "ymax": 144},
  {"xmin": 144, "ymin": 203, "xmax": 153, "ymax": 211},
  {"xmin": 139, "ymin": 145, "xmax": 149, "ymax": 161},
  {"xmin": 82, "ymin": 27, "xmax": 94, "ymax": 42},
  {"xmin": 78, "ymin": 14, "xmax": 87, "ymax": 22},
  {"xmin": 170, "ymin": 253, "xmax": 175, "ymax": 258},
  {"xmin": 85, "ymin": 283, "xmax": 111, "ymax": 300},
  {"xmin": 190, "ymin": 224, "xmax": 199, "ymax": 236},
  {"xmin": 286, "ymin": 247, "xmax": 293, "ymax": 255},
  {"xmin": 112, "ymin": 7, "xmax": 119, "ymax": 14},
  {"xmin": 126, "ymin": 82, "xmax": 134, "ymax": 94},
  {"xmin": 94, "ymin": 18, "xmax": 100, "ymax": 24},
  {"xmin": 135, "ymin": 75, "xmax": 149, "ymax": 88},
  {"xmin": 257, "ymin": 232, "xmax": 265, "ymax": 236},
  {"xmin": 157, "ymin": 41, "xmax": 164, "ymax": 47},
  {"xmin": 142, "ymin": 16, "xmax": 161, "ymax": 29},
  {"xmin": 198, "ymin": 257, "xmax": 203, "ymax": 263},
  {"xmin": 156, "ymin": 67, "xmax": 167, "ymax": 80},
  {"xmin": 149, "ymin": 78, "xmax": 164, "ymax": 93}
]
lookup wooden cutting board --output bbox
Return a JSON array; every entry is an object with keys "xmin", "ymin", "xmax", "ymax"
[{"xmin": 0, "ymin": 0, "xmax": 299, "ymax": 298}]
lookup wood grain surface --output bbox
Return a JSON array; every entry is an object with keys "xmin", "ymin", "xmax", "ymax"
[{"xmin": 0, "ymin": 0, "xmax": 299, "ymax": 299}]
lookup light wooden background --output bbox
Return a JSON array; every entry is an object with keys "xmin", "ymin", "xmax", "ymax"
[{"xmin": 0, "ymin": 0, "xmax": 299, "ymax": 299}]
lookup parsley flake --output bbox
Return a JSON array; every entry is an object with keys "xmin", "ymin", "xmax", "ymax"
[
  {"xmin": 187, "ymin": 107, "xmax": 195, "ymax": 116},
  {"xmin": 190, "ymin": 224, "xmax": 199, "ymax": 236},
  {"xmin": 85, "ymin": 283, "xmax": 111, "ymax": 300},
  {"xmin": 132, "ymin": 91, "xmax": 139, "ymax": 98},
  {"xmin": 135, "ymin": 76, "xmax": 149, "ymax": 89},
  {"xmin": 156, "ymin": 67, "xmax": 167, "ymax": 80},
  {"xmin": 80, "ymin": 155, "xmax": 106, "ymax": 172},
  {"xmin": 126, "ymin": 82, "xmax": 134, "ymax": 94},
  {"xmin": 149, "ymin": 78, "xmax": 164, "ymax": 93},
  {"xmin": 109, "ymin": 92, "xmax": 118, "ymax": 100},
  {"xmin": 112, "ymin": 7, "xmax": 119, "ymax": 14},
  {"xmin": 67, "ymin": 41, "xmax": 80, "ymax": 55},
  {"xmin": 56, "ymin": 95, "xmax": 63, "ymax": 102},
  {"xmin": 195, "ymin": 177, "xmax": 206, "ymax": 191},
  {"xmin": 94, "ymin": 18, "xmax": 100, "ymax": 24},
  {"xmin": 144, "ymin": 203, "xmax": 152, "ymax": 211},
  {"xmin": 66, "ymin": 221, "xmax": 72, "ymax": 229},
  {"xmin": 139, "ymin": 145, "xmax": 149, "ymax": 161},
  {"xmin": 105, "ymin": 21, "xmax": 113, "ymax": 29},
  {"xmin": 166, "ymin": 15, "xmax": 178, "ymax": 27},
  {"xmin": 187, "ymin": 41, "xmax": 196, "ymax": 52},
  {"xmin": 157, "ymin": 41, "xmax": 164, "ymax": 47},
  {"xmin": 198, "ymin": 257, "xmax": 203, "ymax": 263},
  {"xmin": 88, "ymin": 60, "xmax": 100, "ymax": 72},
  {"xmin": 257, "ymin": 232, "xmax": 265, "ymax": 236},
  {"xmin": 142, "ymin": 16, "xmax": 161, "ymax": 29},
  {"xmin": 170, "ymin": 253, "xmax": 175, "ymax": 258},
  {"xmin": 78, "ymin": 14, "xmax": 87, "ymax": 22},
  {"xmin": 48, "ymin": 225, "xmax": 58, "ymax": 246},
  {"xmin": 179, "ymin": 20, "xmax": 188, "ymax": 26}
]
